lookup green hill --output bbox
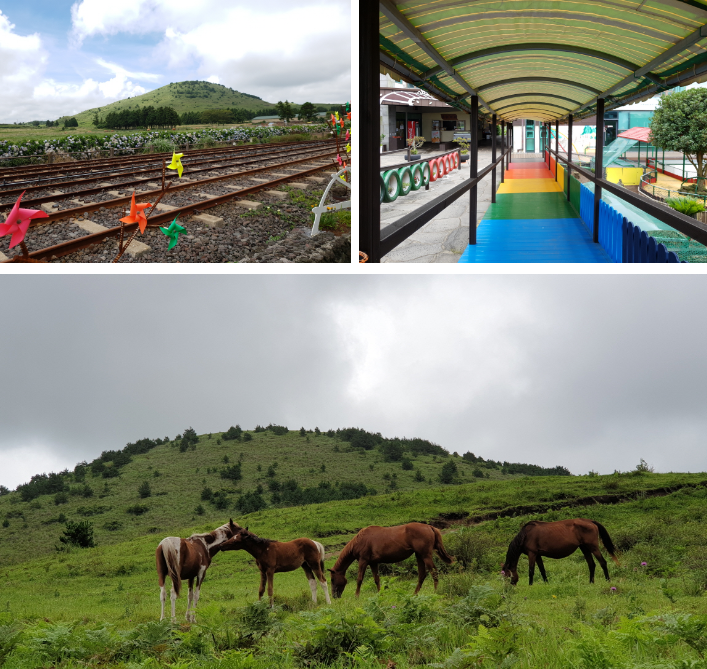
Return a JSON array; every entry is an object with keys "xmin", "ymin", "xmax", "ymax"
[
  {"xmin": 57, "ymin": 80, "xmax": 343, "ymax": 128},
  {"xmin": 0, "ymin": 425, "xmax": 569, "ymax": 565}
]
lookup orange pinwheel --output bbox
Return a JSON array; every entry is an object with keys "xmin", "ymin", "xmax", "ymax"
[
  {"xmin": 0, "ymin": 191, "xmax": 48, "ymax": 249},
  {"xmin": 119, "ymin": 192, "xmax": 152, "ymax": 233}
]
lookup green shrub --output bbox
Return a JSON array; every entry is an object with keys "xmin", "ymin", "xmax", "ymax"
[
  {"xmin": 59, "ymin": 520, "xmax": 95, "ymax": 548},
  {"xmin": 54, "ymin": 492, "xmax": 68, "ymax": 505},
  {"xmin": 103, "ymin": 520, "xmax": 122, "ymax": 531},
  {"xmin": 221, "ymin": 464, "xmax": 243, "ymax": 482},
  {"xmin": 223, "ymin": 425, "xmax": 243, "ymax": 441},
  {"xmin": 440, "ymin": 461, "xmax": 458, "ymax": 484},
  {"xmin": 666, "ymin": 196, "xmax": 706, "ymax": 217},
  {"xmin": 142, "ymin": 137, "xmax": 175, "ymax": 154},
  {"xmin": 138, "ymin": 481, "xmax": 151, "ymax": 498},
  {"xmin": 236, "ymin": 491, "xmax": 267, "ymax": 514},
  {"xmin": 125, "ymin": 504, "xmax": 149, "ymax": 515},
  {"xmin": 401, "ymin": 457, "xmax": 413, "ymax": 470},
  {"xmin": 243, "ymin": 432, "xmax": 253, "ymax": 442},
  {"xmin": 267, "ymin": 424, "xmax": 288, "ymax": 436}
]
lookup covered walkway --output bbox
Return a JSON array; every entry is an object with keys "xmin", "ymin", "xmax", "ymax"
[{"xmin": 459, "ymin": 160, "xmax": 610, "ymax": 263}]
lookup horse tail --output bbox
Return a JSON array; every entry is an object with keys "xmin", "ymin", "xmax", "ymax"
[
  {"xmin": 432, "ymin": 527, "xmax": 454, "ymax": 564},
  {"xmin": 313, "ymin": 540, "xmax": 326, "ymax": 573},
  {"xmin": 592, "ymin": 521, "xmax": 620, "ymax": 566},
  {"xmin": 159, "ymin": 537, "xmax": 182, "ymax": 596}
]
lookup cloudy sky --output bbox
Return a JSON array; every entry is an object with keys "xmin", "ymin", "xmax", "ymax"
[
  {"xmin": 0, "ymin": 0, "xmax": 351, "ymax": 123},
  {"xmin": 1, "ymin": 274, "xmax": 706, "ymax": 489}
]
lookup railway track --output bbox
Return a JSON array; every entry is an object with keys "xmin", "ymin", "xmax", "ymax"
[{"xmin": 0, "ymin": 139, "xmax": 346, "ymax": 263}]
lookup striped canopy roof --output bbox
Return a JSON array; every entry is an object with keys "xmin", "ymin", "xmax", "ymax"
[{"xmin": 379, "ymin": 0, "xmax": 707, "ymax": 121}]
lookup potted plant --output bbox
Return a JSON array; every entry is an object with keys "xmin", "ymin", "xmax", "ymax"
[
  {"xmin": 666, "ymin": 195, "xmax": 706, "ymax": 219},
  {"xmin": 406, "ymin": 135, "xmax": 424, "ymax": 161},
  {"xmin": 456, "ymin": 138, "xmax": 470, "ymax": 162}
]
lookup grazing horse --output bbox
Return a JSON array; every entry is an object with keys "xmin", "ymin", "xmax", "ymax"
[
  {"xmin": 328, "ymin": 522, "xmax": 454, "ymax": 598},
  {"xmin": 501, "ymin": 518, "xmax": 620, "ymax": 586},
  {"xmin": 156, "ymin": 518, "xmax": 240, "ymax": 622},
  {"xmin": 220, "ymin": 527, "xmax": 330, "ymax": 607}
]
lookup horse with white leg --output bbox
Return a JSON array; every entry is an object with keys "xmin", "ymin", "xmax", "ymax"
[
  {"xmin": 156, "ymin": 518, "xmax": 240, "ymax": 622},
  {"xmin": 220, "ymin": 527, "xmax": 331, "ymax": 607}
]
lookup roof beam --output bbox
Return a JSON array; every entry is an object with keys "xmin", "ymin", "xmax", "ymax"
[
  {"xmin": 477, "ymin": 77, "xmax": 603, "ymax": 95},
  {"xmin": 421, "ymin": 44, "xmax": 643, "ymax": 79},
  {"xmin": 489, "ymin": 92, "xmax": 585, "ymax": 107},
  {"xmin": 573, "ymin": 21, "xmax": 707, "ymax": 114},
  {"xmin": 379, "ymin": 52, "xmax": 471, "ymax": 113},
  {"xmin": 494, "ymin": 101, "xmax": 573, "ymax": 113},
  {"xmin": 378, "ymin": 0, "xmax": 492, "ymax": 112}
]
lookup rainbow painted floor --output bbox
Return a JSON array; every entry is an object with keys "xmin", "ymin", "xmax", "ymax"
[{"xmin": 458, "ymin": 161, "xmax": 611, "ymax": 263}]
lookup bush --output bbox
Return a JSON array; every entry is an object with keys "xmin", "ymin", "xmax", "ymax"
[
  {"xmin": 195, "ymin": 504, "xmax": 205, "ymax": 516},
  {"xmin": 54, "ymin": 492, "xmax": 69, "ymax": 505},
  {"xmin": 59, "ymin": 520, "xmax": 95, "ymax": 548},
  {"xmin": 212, "ymin": 491, "xmax": 229, "ymax": 510},
  {"xmin": 415, "ymin": 469, "xmax": 424, "ymax": 482},
  {"xmin": 221, "ymin": 464, "xmax": 242, "ymax": 482},
  {"xmin": 236, "ymin": 491, "xmax": 267, "ymax": 514},
  {"xmin": 440, "ymin": 461, "xmax": 458, "ymax": 484},
  {"xmin": 292, "ymin": 608, "xmax": 389, "ymax": 665},
  {"xmin": 103, "ymin": 521, "xmax": 122, "ymax": 531},
  {"xmin": 401, "ymin": 457, "xmax": 414, "ymax": 470},
  {"xmin": 138, "ymin": 481, "xmax": 151, "ymax": 498},
  {"xmin": 267, "ymin": 424, "xmax": 288, "ymax": 436},
  {"xmin": 223, "ymin": 425, "xmax": 243, "ymax": 441},
  {"xmin": 126, "ymin": 504, "xmax": 149, "ymax": 515},
  {"xmin": 201, "ymin": 486, "xmax": 214, "ymax": 501},
  {"xmin": 243, "ymin": 432, "xmax": 253, "ymax": 442}
]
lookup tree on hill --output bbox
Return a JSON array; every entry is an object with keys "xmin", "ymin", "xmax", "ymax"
[
  {"xmin": 59, "ymin": 520, "xmax": 95, "ymax": 548},
  {"xmin": 298, "ymin": 102, "xmax": 316, "ymax": 122},
  {"xmin": 201, "ymin": 109, "xmax": 233, "ymax": 125},
  {"xmin": 276, "ymin": 100, "xmax": 294, "ymax": 123},
  {"xmin": 650, "ymin": 88, "xmax": 707, "ymax": 193},
  {"xmin": 439, "ymin": 460, "xmax": 458, "ymax": 484},
  {"xmin": 63, "ymin": 117, "xmax": 78, "ymax": 128}
]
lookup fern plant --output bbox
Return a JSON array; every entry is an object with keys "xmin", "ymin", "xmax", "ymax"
[{"xmin": 666, "ymin": 196, "xmax": 706, "ymax": 218}]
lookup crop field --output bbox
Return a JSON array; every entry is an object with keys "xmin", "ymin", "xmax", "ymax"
[{"xmin": 1, "ymin": 430, "xmax": 705, "ymax": 668}]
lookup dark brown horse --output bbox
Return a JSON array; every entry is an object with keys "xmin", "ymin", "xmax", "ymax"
[
  {"xmin": 501, "ymin": 518, "xmax": 620, "ymax": 586},
  {"xmin": 328, "ymin": 522, "xmax": 454, "ymax": 598},
  {"xmin": 220, "ymin": 527, "xmax": 330, "ymax": 606},
  {"xmin": 156, "ymin": 519, "xmax": 240, "ymax": 621}
]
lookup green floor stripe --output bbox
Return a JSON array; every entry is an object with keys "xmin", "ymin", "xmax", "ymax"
[{"xmin": 484, "ymin": 192, "xmax": 579, "ymax": 220}]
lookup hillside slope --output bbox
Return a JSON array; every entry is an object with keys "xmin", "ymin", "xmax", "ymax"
[
  {"xmin": 1, "ymin": 426, "xmax": 570, "ymax": 564},
  {"xmin": 61, "ymin": 81, "xmax": 341, "ymax": 127}
]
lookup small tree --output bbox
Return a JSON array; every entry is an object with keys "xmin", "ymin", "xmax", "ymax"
[
  {"xmin": 138, "ymin": 481, "xmax": 152, "ymax": 498},
  {"xmin": 59, "ymin": 520, "xmax": 95, "ymax": 548},
  {"xmin": 414, "ymin": 469, "xmax": 424, "ymax": 482},
  {"xmin": 276, "ymin": 100, "xmax": 294, "ymax": 123},
  {"xmin": 401, "ymin": 457, "xmax": 414, "ymax": 471},
  {"xmin": 439, "ymin": 460, "xmax": 458, "ymax": 484},
  {"xmin": 298, "ymin": 102, "xmax": 316, "ymax": 122},
  {"xmin": 650, "ymin": 88, "xmax": 707, "ymax": 193}
]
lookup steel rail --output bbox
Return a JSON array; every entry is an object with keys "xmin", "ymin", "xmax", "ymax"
[
  {"xmin": 2, "ymin": 161, "xmax": 337, "ymax": 262},
  {"xmin": 0, "ymin": 140, "xmax": 335, "ymax": 184},
  {"xmin": 2, "ymin": 144, "xmax": 337, "ymax": 206},
  {"xmin": 24, "ymin": 148, "xmax": 339, "ymax": 227}
]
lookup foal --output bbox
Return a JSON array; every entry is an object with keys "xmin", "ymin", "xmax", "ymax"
[
  {"xmin": 156, "ymin": 518, "xmax": 240, "ymax": 622},
  {"xmin": 501, "ymin": 518, "xmax": 620, "ymax": 586},
  {"xmin": 220, "ymin": 527, "xmax": 330, "ymax": 607}
]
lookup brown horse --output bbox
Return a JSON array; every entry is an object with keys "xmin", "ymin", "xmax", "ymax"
[
  {"xmin": 156, "ymin": 519, "xmax": 240, "ymax": 621},
  {"xmin": 220, "ymin": 527, "xmax": 330, "ymax": 607},
  {"xmin": 328, "ymin": 522, "xmax": 454, "ymax": 598},
  {"xmin": 501, "ymin": 518, "xmax": 620, "ymax": 586}
]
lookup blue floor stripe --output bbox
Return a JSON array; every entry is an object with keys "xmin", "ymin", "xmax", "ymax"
[{"xmin": 459, "ymin": 218, "xmax": 612, "ymax": 263}]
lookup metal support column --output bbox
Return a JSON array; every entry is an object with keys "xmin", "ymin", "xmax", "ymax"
[
  {"xmin": 507, "ymin": 122, "xmax": 511, "ymax": 169},
  {"xmin": 555, "ymin": 119, "xmax": 559, "ymax": 181},
  {"xmin": 501, "ymin": 120, "xmax": 505, "ymax": 183},
  {"xmin": 360, "ymin": 0, "xmax": 379, "ymax": 262},
  {"xmin": 491, "ymin": 113, "xmax": 497, "ymax": 203},
  {"xmin": 593, "ymin": 97, "xmax": 605, "ymax": 244},
  {"xmin": 566, "ymin": 114, "xmax": 573, "ymax": 201},
  {"xmin": 468, "ymin": 96, "xmax": 479, "ymax": 245}
]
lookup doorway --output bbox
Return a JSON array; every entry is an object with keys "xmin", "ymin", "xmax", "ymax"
[{"xmin": 525, "ymin": 120, "xmax": 535, "ymax": 152}]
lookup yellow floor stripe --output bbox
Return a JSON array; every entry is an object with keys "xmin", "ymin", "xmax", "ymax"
[{"xmin": 497, "ymin": 178, "xmax": 563, "ymax": 194}]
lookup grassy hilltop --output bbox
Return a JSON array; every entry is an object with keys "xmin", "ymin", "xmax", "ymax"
[{"xmin": 1, "ymin": 428, "xmax": 706, "ymax": 668}]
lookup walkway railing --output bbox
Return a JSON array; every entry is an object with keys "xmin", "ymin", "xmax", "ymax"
[
  {"xmin": 380, "ymin": 148, "xmax": 462, "ymax": 202},
  {"xmin": 547, "ymin": 147, "xmax": 707, "ymax": 262}
]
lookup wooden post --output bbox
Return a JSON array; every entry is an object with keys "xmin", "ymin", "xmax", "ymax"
[
  {"xmin": 491, "ymin": 113, "xmax": 497, "ymax": 204},
  {"xmin": 468, "ymin": 95, "xmax": 479, "ymax": 245},
  {"xmin": 567, "ymin": 114, "xmax": 573, "ymax": 201},
  {"xmin": 593, "ymin": 97, "xmax": 605, "ymax": 244},
  {"xmin": 360, "ymin": 0, "xmax": 379, "ymax": 262}
]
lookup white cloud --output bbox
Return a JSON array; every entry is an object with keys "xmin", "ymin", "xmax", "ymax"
[
  {"xmin": 2, "ymin": 443, "xmax": 75, "ymax": 490},
  {"xmin": 70, "ymin": 0, "xmax": 351, "ymax": 102}
]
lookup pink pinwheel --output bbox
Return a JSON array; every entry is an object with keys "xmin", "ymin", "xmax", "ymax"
[{"xmin": 0, "ymin": 191, "xmax": 48, "ymax": 249}]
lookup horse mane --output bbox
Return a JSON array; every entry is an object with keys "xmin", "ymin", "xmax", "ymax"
[
  {"xmin": 189, "ymin": 522, "xmax": 236, "ymax": 546},
  {"xmin": 240, "ymin": 530, "xmax": 274, "ymax": 547},
  {"xmin": 504, "ymin": 521, "xmax": 540, "ymax": 568},
  {"xmin": 332, "ymin": 531, "xmax": 359, "ymax": 571}
]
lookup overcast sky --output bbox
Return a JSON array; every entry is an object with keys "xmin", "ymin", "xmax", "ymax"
[
  {"xmin": 1, "ymin": 274, "xmax": 706, "ymax": 489},
  {"xmin": 0, "ymin": 0, "xmax": 350, "ymax": 123}
]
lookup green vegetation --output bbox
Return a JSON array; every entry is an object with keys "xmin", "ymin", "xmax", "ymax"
[
  {"xmin": 665, "ymin": 195, "xmax": 706, "ymax": 218},
  {"xmin": 650, "ymin": 87, "xmax": 707, "ymax": 193},
  {"xmin": 0, "ymin": 463, "xmax": 706, "ymax": 667}
]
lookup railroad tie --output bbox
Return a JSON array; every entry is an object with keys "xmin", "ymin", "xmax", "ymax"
[
  {"xmin": 0, "ymin": 250, "xmax": 8, "ymax": 262},
  {"xmin": 263, "ymin": 190, "xmax": 288, "ymax": 200},
  {"xmin": 40, "ymin": 202, "xmax": 59, "ymax": 213},
  {"xmin": 73, "ymin": 218, "xmax": 151, "ymax": 258},
  {"xmin": 234, "ymin": 200, "xmax": 263, "ymax": 211},
  {"xmin": 191, "ymin": 213, "xmax": 225, "ymax": 228},
  {"xmin": 284, "ymin": 182, "xmax": 310, "ymax": 190}
]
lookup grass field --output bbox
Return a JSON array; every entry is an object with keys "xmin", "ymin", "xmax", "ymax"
[{"xmin": 1, "ymin": 431, "xmax": 705, "ymax": 668}]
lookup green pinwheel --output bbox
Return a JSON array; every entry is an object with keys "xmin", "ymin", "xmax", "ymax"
[{"xmin": 160, "ymin": 215, "xmax": 186, "ymax": 250}]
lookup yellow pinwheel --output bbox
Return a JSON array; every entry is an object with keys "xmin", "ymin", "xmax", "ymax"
[{"xmin": 167, "ymin": 151, "xmax": 184, "ymax": 178}]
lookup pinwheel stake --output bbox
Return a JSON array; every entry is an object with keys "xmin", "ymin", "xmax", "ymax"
[{"xmin": 0, "ymin": 191, "xmax": 49, "ymax": 262}]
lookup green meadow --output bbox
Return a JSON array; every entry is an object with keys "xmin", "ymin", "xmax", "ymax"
[{"xmin": 1, "ymin": 428, "xmax": 706, "ymax": 668}]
